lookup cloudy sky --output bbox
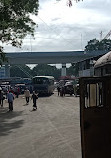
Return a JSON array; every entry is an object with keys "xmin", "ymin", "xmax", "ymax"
[
  {"xmin": 3, "ymin": 0, "xmax": 111, "ymax": 68},
  {"xmin": 4, "ymin": 0, "xmax": 111, "ymax": 53}
]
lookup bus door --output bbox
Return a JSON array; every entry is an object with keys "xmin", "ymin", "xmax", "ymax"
[{"xmin": 80, "ymin": 77, "xmax": 111, "ymax": 158}]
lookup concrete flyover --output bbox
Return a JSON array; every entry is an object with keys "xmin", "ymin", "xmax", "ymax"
[{"xmin": 5, "ymin": 50, "xmax": 107, "ymax": 65}]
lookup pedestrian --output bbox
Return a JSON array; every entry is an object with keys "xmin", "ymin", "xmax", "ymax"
[
  {"xmin": 7, "ymin": 91, "xmax": 14, "ymax": 112},
  {"xmin": 0, "ymin": 88, "xmax": 4, "ymax": 107},
  {"xmin": 24, "ymin": 88, "xmax": 30, "ymax": 105},
  {"xmin": 60, "ymin": 86, "xmax": 65, "ymax": 97},
  {"xmin": 57, "ymin": 86, "xmax": 60, "ymax": 96},
  {"xmin": 31, "ymin": 91, "xmax": 38, "ymax": 111},
  {"xmin": 14, "ymin": 86, "xmax": 19, "ymax": 98},
  {"xmin": 62, "ymin": 86, "xmax": 65, "ymax": 96}
]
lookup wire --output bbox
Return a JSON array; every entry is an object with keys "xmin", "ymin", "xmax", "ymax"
[{"xmin": 35, "ymin": 16, "xmax": 77, "ymax": 49}]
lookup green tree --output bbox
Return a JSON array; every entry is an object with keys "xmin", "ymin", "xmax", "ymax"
[
  {"xmin": 67, "ymin": 66, "xmax": 75, "ymax": 76},
  {"xmin": 70, "ymin": 63, "xmax": 79, "ymax": 77},
  {"xmin": 0, "ymin": 47, "xmax": 7, "ymax": 65},
  {"xmin": 98, "ymin": 39, "xmax": 111, "ymax": 51},
  {"xmin": 0, "ymin": 0, "xmax": 39, "ymax": 63},
  {"xmin": 32, "ymin": 64, "xmax": 61, "ymax": 80},
  {"xmin": 57, "ymin": 0, "xmax": 83, "ymax": 7},
  {"xmin": 85, "ymin": 38, "xmax": 111, "ymax": 51},
  {"xmin": 85, "ymin": 39, "xmax": 99, "ymax": 51}
]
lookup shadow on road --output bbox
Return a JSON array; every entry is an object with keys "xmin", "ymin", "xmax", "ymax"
[
  {"xmin": 0, "ymin": 108, "xmax": 24, "ymax": 136},
  {"xmin": 59, "ymin": 95, "xmax": 75, "ymax": 98},
  {"xmin": 38, "ymin": 93, "xmax": 54, "ymax": 98}
]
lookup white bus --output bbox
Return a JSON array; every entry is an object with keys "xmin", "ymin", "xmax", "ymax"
[{"xmin": 32, "ymin": 76, "xmax": 55, "ymax": 95}]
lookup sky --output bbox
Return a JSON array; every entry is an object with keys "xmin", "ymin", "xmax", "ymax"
[{"xmin": 3, "ymin": 0, "xmax": 111, "ymax": 68}]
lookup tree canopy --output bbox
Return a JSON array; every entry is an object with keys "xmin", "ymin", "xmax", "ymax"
[
  {"xmin": 0, "ymin": 0, "xmax": 39, "ymax": 62},
  {"xmin": 57, "ymin": 0, "xmax": 83, "ymax": 7},
  {"xmin": 10, "ymin": 64, "xmax": 62, "ymax": 80},
  {"xmin": 85, "ymin": 38, "xmax": 111, "ymax": 52},
  {"xmin": 32, "ymin": 64, "xmax": 61, "ymax": 80}
]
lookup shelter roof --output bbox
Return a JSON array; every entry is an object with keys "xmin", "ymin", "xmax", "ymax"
[{"xmin": 94, "ymin": 51, "xmax": 111, "ymax": 68}]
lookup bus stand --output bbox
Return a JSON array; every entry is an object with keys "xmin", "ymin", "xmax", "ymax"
[{"xmin": 79, "ymin": 51, "xmax": 111, "ymax": 158}]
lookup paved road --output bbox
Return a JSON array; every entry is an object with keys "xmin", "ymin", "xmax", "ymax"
[{"xmin": 0, "ymin": 92, "xmax": 81, "ymax": 158}]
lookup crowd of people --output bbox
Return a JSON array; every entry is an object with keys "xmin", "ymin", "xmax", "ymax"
[
  {"xmin": 57, "ymin": 86, "xmax": 65, "ymax": 97},
  {"xmin": 0, "ymin": 86, "xmax": 39, "ymax": 112},
  {"xmin": 57, "ymin": 83, "xmax": 74, "ymax": 97}
]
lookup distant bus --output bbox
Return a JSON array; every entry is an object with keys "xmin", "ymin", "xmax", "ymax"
[{"xmin": 32, "ymin": 76, "xmax": 55, "ymax": 95}]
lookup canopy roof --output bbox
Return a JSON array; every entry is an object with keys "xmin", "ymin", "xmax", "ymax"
[
  {"xmin": 94, "ymin": 51, "xmax": 111, "ymax": 68},
  {"xmin": 32, "ymin": 76, "xmax": 54, "ymax": 80}
]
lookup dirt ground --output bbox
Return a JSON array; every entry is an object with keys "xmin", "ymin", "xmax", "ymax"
[{"xmin": 0, "ymin": 91, "xmax": 81, "ymax": 158}]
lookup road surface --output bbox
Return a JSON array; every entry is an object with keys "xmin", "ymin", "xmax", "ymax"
[{"xmin": 0, "ymin": 92, "xmax": 81, "ymax": 158}]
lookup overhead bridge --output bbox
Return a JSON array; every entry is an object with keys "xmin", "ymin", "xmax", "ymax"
[
  {"xmin": 2, "ymin": 50, "xmax": 107, "ymax": 78},
  {"xmin": 5, "ymin": 50, "xmax": 107, "ymax": 65}
]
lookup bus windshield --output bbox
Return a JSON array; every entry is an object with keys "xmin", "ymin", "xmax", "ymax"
[{"xmin": 33, "ymin": 77, "xmax": 49, "ymax": 84}]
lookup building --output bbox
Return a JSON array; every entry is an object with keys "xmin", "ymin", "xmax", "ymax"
[{"xmin": 0, "ymin": 66, "xmax": 5, "ymax": 78}]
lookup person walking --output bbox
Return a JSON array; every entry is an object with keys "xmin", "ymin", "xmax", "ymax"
[
  {"xmin": 14, "ymin": 86, "xmax": 20, "ymax": 98},
  {"xmin": 60, "ymin": 86, "xmax": 65, "ymax": 97},
  {"xmin": 57, "ymin": 86, "xmax": 60, "ymax": 96},
  {"xmin": 31, "ymin": 91, "xmax": 38, "ymax": 110},
  {"xmin": 62, "ymin": 86, "xmax": 65, "ymax": 97},
  {"xmin": 24, "ymin": 88, "xmax": 30, "ymax": 105},
  {"xmin": 7, "ymin": 91, "xmax": 14, "ymax": 111},
  {"xmin": 0, "ymin": 88, "xmax": 4, "ymax": 107}
]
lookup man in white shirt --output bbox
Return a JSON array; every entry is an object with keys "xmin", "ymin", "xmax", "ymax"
[{"xmin": 24, "ymin": 88, "xmax": 30, "ymax": 105}]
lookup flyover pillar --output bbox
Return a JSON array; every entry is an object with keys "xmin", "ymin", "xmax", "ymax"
[
  {"xmin": 5, "ymin": 64, "xmax": 10, "ymax": 78},
  {"xmin": 61, "ymin": 63, "xmax": 66, "ymax": 76}
]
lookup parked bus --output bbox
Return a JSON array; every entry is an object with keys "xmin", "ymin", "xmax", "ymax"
[
  {"xmin": 79, "ymin": 51, "xmax": 111, "ymax": 158},
  {"xmin": 32, "ymin": 76, "xmax": 55, "ymax": 95}
]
